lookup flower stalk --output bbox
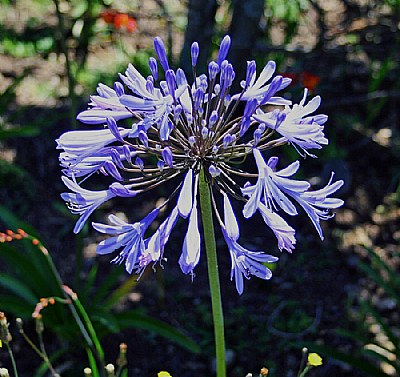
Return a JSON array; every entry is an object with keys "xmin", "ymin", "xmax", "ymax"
[{"xmin": 199, "ymin": 167, "xmax": 226, "ymax": 377}]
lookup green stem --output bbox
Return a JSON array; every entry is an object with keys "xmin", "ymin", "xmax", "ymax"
[
  {"xmin": 6, "ymin": 342, "xmax": 19, "ymax": 377},
  {"xmin": 53, "ymin": 0, "xmax": 77, "ymax": 129},
  {"xmin": 298, "ymin": 366, "xmax": 311, "ymax": 377},
  {"xmin": 19, "ymin": 328, "xmax": 58, "ymax": 376},
  {"xmin": 198, "ymin": 167, "xmax": 226, "ymax": 377},
  {"xmin": 37, "ymin": 243, "xmax": 105, "ymax": 375}
]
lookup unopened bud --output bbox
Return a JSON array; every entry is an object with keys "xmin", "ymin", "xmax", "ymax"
[
  {"xmin": 83, "ymin": 367, "xmax": 92, "ymax": 376},
  {"xmin": 16, "ymin": 318, "xmax": 23, "ymax": 330},
  {"xmin": 0, "ymin": 313, "xmax": 11, "ymax": 345},
  {"xmin": 35, "ymin": 317, "xmax": 44, "ymax": 335},
  {"xmin": 105, "ymin": 363, "xmax": 115, "ymax": 376},
  {"xmin": 0, "ymin": 368, "xmax": 10, "ymax": 377},
  {"xmin": 117, "ymin": 342, "xmax": 128, "ymax": 367}
]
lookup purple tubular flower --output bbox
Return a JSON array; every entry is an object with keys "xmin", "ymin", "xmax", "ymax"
[
  {"xmin": 245, "ymin": 60, "xmax": 256, "ymax": 88},
  {"xmin": 220, "ymin": 63, "xmax": 235, "ymax": 91},
  {"xmin": 107, "ymin": 117, "xmax": 124, "ymax": 142},
  {"xmin": 161, "ymin": 147, "xmax": 173, "ymax": 168},
  {"xmin": 222, "ymin": 227, "xmax": 278, "ymax": 295},
  {"xmin": 154, "ymin": 37, "xmax": 169, "ymax": 71},
  {"xmin": 209, "ymin": 110, "xmax": 219, "ymax": 127},
  {"xmin": 61, "ymin": 177, "xmax": 116, "ymax": 234},
  {"xmin": 240, "ymin": 98, "xmax": 258, "ymax": 136},
  {"xmin": 179, "ymin": 199, "xmax": 201, "ymax": 274},
  {"xmin": 109, "ymin": 182, "xmax": 139, "ymax": 197},
  {"xmin": 223, "ymin": 193, "xmax": 239, "ymax": 241},
  {"xmin": 123, "ymin": 145, "xmax": 133, "ymax": 163},
  {"xmin": 111, "ymin": 148, "xmax": 125, "ymax": 169},
  {"xmin": 217, "ymin": 35, "xmax": 231, "ymax": 66},
  {"xmin": 208, "ymin": 61, "xmax": 220, "ymax": 81},
  {"xmin": 157, "ymin": 160, "xmax": 164, "ymax": 171},
  {"xmin": 253, "ymin": 128, "xmax": 262, "ymax": 146},
  {"xmin": 191, "ymin": 42, "xmax": 199, "ymax": 67},
  {"xmin": 148, "ymin": 57, "xmax": 158, "ymax": 80},
  {"xmin": 242, "ymin": 149, "xmax": 308, "ymax": 218},
  {"xmin": 258, "ymin": 203, "xmax": 296, "ymax": 252},
  {"xmin": 259, "ymin": 76, "xmax": 283, "ymax": 106},
  {"xmin": 232, "ymin": 60, "xmax": 291, "ymax": 107},
  {"xmin": 114, "ymin": 82, "xmax": 124, "ymax": 97},
  {"xmin": 176, "ymin": 68, "xmax": 188, "ymax": 88},
  {"xmin": 135, "ymin": 156, "xmax": 144, "ymax": 170},
  {"xmin": 77, "ymin": 109, "xmax": 132, "ymax": 125},
  {"xmin": 166, "ymin": 70, "xmax": 177, "ymax": 98},
  {"xmin": 102, "ymin": 161, "xmax": 123, "ymax": 181},
  {"xmin": 295, "ymin": 174, "xmax": 344, "ymax": 239},
  {"xmin": 223, "ymin": 134, "xmax": 232, "ymax": 148},
  {"xmin": 146, "ymin": 76, "xmax": 155, "ymax": 94},
  {"xmin": 209, "ymin": 165, "xmax": 221, "ymax": 177},
  {"xmin": 56, "ymin": 129, "xmax": 130, "ymax": 158},
  {"xmin": 254, "ymin": 92, "xmax": 328, "ymax": 154},
  {"xmin": 60, "ymin": 146, "xmax": 124, "ymax": 178},
  {"xmin": 76, "ymin": 83, "xmax": 133, "ymax": 125},
  {"xmin": 92, "ymin": 209, "xmax": 159, "ymax": 273},
  {"xmin": 243, "ymin": 149, "xmax": 343, "ymax": 239},
  {"xmin": 138, "ymin": 130, "xmax": 148, "ymax": 147},
  {"xmin": 177, "ymin": 169, "xmax": 193, "ymax": 218},
  {"xmin": 193, "ymin": 87, "xmax": 204, "ymax": 110},
  {"xmin": 140, "ymin": 206, "xmax": 179, "ymax": 270}
]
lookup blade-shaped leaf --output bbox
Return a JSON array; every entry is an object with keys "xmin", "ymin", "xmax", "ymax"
[{"xmin": 115, "ymin": 311, "xmax": 200, "ymax": 354}]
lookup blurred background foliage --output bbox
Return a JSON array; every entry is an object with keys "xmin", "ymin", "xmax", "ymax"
[{"xmin": 0, "ymin": 0, "xmax": 399, "ymax": 376}]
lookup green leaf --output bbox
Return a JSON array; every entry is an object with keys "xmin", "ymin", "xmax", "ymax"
[
  {"xmin": 86, "ymin": 348, "xmax": 101, "ymax": 377},
  {"xmin": 104, "ymin": 273, "xmax": 140, "ymax": 309},
  {"xmin": 0, "ymin": 295, "xmax": 34, "ymax": 317},
  {"xmin": 91, "ymin": 265, "xmax": 126, "ymax": 306},
  {"xmin": 115, "ymin": 311, "xmax": 201, "ymax": 354},
  {"xmin": 0, "ymin": 126, "xmax": 41, "ymax": 139},
  {"xmin": 0, "ymin": 272, "xmax": 38, "ymax": 303},
  {"xmin": 358, "ymin": 261, "xmax": 400, "ymax": 305},
  {"xmin": 335, "ymin": 327, "xmax": 373, "ymax": 345},
  {"xmin": 0, "ymin": 204, "xmax": 39, "ymax": 236},
  {"xmin": 362, "ymin": 347, "xmax": 400, "ymax": 372},
  {"xmin": 360, "ymin": 300, "xmax": 400, "ymax": 359}
]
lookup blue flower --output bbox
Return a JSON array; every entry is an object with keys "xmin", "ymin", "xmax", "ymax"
[
  {"xmin": 92, "ymin": 209, "xmax": 159, "ymax": 273},
  {"xmin": 58, "ymin": 35, "xmax": 344, "ymax": 293},
  {"xmin": 76, "ymin": 83, "xmax": 133, "ymax": 124},
  {"xmin": 222, "ymin": 193, "xmax": 279, "ymax": 293},
  {"xmin": 253, "ymin": 89, "xmax": 328, "ymax": 156},
  {"xmin": 61, "ymin": 177, "xmax": 138, "ymax": 233}
]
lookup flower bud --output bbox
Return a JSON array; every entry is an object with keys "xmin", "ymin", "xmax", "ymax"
[
  {"xmin": 191, "ymin": 42, "xmax": 199, "ymax": 67},
  {"xmin": 154, "ymin": 37, "xmax": 169, "ymax": 71},
  {"xmin": 114, "ymin": 82, "xmax": 124, "ymax": 97},
  {"xmin": 217, "ymin": 35, "xmax": 231, "ymax": 66},
  {"xmin": 148, "ymin": 57, "xmax": 158, "ymax": 80},
  {"xmin": 0, "ymin": 368, "xmax": 10, "ymax": 377}
]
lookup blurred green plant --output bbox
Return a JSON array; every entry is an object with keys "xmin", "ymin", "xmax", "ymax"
[
  {"xmin": 264, "ymin": 0, "xmax": 310, "ymax": 44},
  {"xmin": 0, "ymin": 70, "xmax": 42, "ymax": 140},
  {"xmin": 0, "ymin": 206, "xmax": 200, "ymax": 376},
  {"xmin": 301, "ymin": 247, "xmax": 400, "ymax": 377}
]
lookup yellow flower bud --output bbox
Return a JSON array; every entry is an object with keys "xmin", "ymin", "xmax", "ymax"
[
  {"xmin": 158, "ymin": 372, "xmax": 172, "ymax": 377},
  {"xmin": 308, "ymin": 353, "xmax": 323, "ymax": 366}
]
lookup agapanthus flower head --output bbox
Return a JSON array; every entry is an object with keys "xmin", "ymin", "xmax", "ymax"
[{"xmin": 58, "ymin": 35, "xmax": 344, "ymax": 294}]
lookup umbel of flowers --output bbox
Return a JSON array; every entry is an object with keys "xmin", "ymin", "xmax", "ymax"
[{"xmin": 58, "ymin": 35, "xmax": 343, "ymax": 295}]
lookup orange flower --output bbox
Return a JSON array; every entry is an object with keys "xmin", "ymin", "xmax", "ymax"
[
  {"xmin": 301, "ymin": 71, "xmax": 320, "ymax": 92},
  {"xmin": 100, "ymin": 9, "xmax": 117, "ymax": 24}
]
